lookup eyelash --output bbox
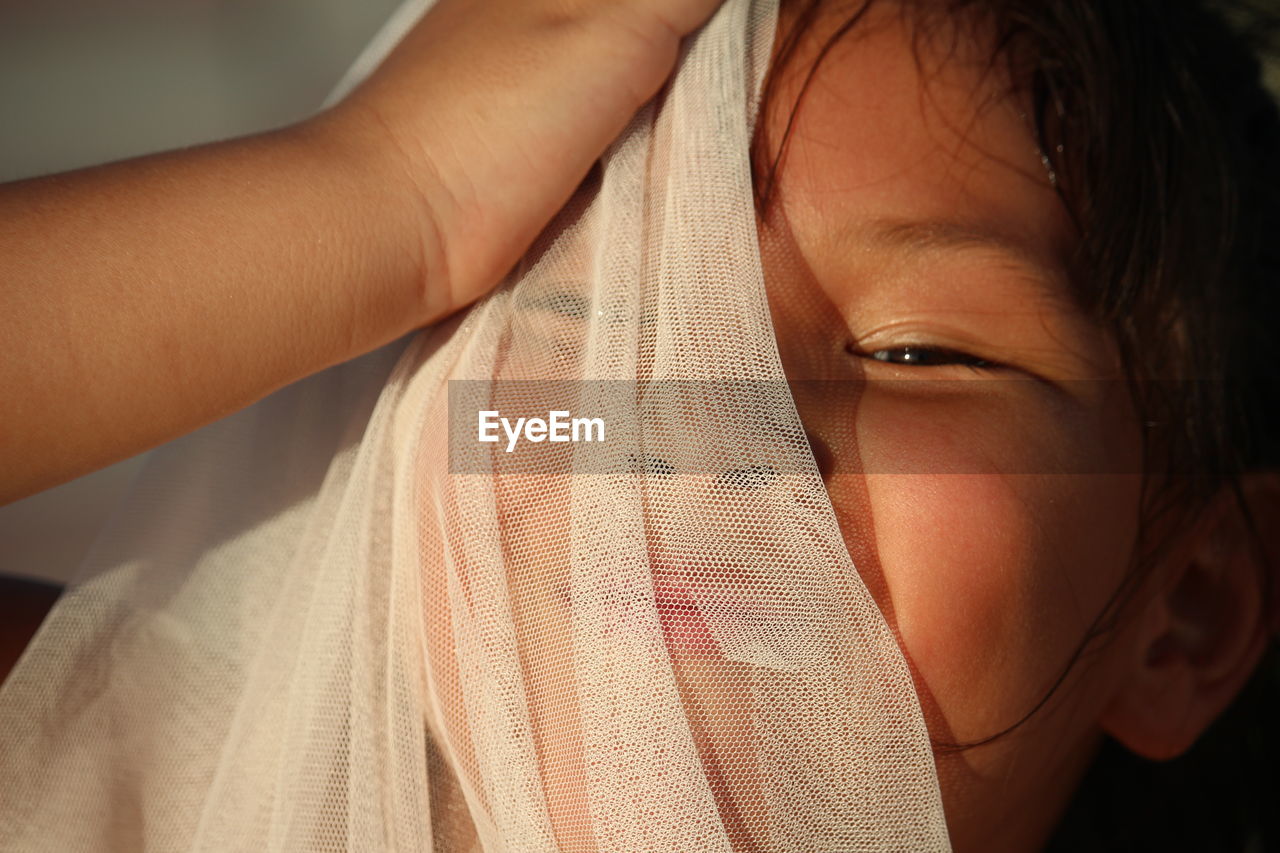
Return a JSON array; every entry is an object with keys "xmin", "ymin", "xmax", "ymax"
[
  {"xmin": 851, "ymin": 344, "xmax": 1000, "ymax": 371},
  {"xmin": 529, "ymin": 290, "xmax": 591, "ymax": 319}
]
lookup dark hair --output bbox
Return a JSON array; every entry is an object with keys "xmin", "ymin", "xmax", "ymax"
[
  {"xmin": 758, "ymin": 0, "xmax": 1280, "ymax": 483},
  {"xmin": 753, "ymin": 0, "xmax": 1280, "ymax": 846}
]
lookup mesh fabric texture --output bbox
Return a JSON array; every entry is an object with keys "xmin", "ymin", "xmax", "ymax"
[{"xmin": 0, "ymin": 1, "xmax": 951, "ymax": 849}]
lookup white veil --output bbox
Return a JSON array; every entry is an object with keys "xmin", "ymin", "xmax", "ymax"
[{"xmin": 0, "ymin": 1, "xmax": 951, "ymax": 849}]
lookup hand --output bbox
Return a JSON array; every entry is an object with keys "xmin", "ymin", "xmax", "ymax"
[
  {"xmin": 0, "ymin": 0, "xmax": 723, "ymax": 504},
  {"xmin": 319, "ymin": 0, "xmax": 725, "ymax": 323}
]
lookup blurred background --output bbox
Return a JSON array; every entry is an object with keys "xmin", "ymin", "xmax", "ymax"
[{"xmin": 0, "ymin": 0, "xmax": 405, "ymax": 584}]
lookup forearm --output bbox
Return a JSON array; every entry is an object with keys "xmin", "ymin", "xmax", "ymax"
[
  {"xmin": 0, "ymin": 115, "xmax": 430, "ymax": 504},
  {"xmin": 0, "ymin": 0, "xmax": 727, "ymax": 506}
]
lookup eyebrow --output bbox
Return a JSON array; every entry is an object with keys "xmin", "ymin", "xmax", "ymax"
[
  {"xmin": 864, "ymin": 216, "xmax": 1075, "ymax": 306},
  {"xmin": 870, "ymin": 217, "xmax": 1043, "ymax": 264}
]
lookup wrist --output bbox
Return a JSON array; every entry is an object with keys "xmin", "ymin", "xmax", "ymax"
[{"xmin": 286, "ymin": 107, "xmax": 446, "ymax": 357}]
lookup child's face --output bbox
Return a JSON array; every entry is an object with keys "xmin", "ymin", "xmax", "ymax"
[{"xmin": 759, "ymin": 4, "xmax": 1147, "ymax": 849}]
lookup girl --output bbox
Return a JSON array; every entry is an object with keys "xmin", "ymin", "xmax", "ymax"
[{"xmin": 1, "ymin": 0, "xmax": 1276, "ymax": 849}]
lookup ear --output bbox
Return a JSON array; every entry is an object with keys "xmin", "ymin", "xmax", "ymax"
[{"xmin": 1100, "ymin": 473, "xmax": 1280, "ymax": 761}]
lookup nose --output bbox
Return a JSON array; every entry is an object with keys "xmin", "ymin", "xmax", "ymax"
[{"xmin": 804, "ymin": 428, "xmax": 836, "ymax": 481}]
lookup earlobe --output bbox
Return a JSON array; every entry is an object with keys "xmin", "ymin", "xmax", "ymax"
[
  {"xmin": 1100, "ymin": 474, "xmax": 1280, "ymax": 761},
  {"xmin": 1097, "ymin": 593, "xmax": 1202, "ymax": 761}
]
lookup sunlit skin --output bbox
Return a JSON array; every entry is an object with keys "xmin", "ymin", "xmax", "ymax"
[{"xmin": 757, "ymin": 2, "xmax": 1275, "ymax": 850}]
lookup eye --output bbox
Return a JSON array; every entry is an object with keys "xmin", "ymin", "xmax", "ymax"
[
  {"xmin": 854, "ymin": 344, "xmax": 999, "ymax": 370},
  {"xmin": 525, "ymin": 289, "xmax": 591, "ymax": 320}
]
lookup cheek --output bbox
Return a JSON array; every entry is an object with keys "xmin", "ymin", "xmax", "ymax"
[
  {"xmin": 866, "ymin": 475, "xmax": 1071, "ymax": 736},
  {"xmin": 846, "ymin": 400, "xmax": 1144, "ymax": 742}
]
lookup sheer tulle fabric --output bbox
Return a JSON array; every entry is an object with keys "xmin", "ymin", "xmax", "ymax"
[{"xmin": 0, "ymin": 1, "xmax": 950, "ymax": 849}]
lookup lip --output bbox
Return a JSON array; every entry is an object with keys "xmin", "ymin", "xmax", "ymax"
[
  {"xmin": 645, "ymin": 548, "xmax": 833, "ymax": 673},
  {"xmin": 649, "ymin": 577, "xmax": 737, "ymax": 656},
  {"xmin": 552, "ymin": 571, "xmax": 756, "ymax": 658},
  {"xmin": 550, "ymin": 537, "xmax": 828, "ymax": 668}
]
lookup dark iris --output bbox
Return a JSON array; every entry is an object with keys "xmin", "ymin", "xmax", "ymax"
[
  {"xmin": 531, "ymin": 290, "xmax": 590, "ymax": 319},
  {"xmin": 869, "ymin": 346, "xmax": 995, "ymax": 368}
]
